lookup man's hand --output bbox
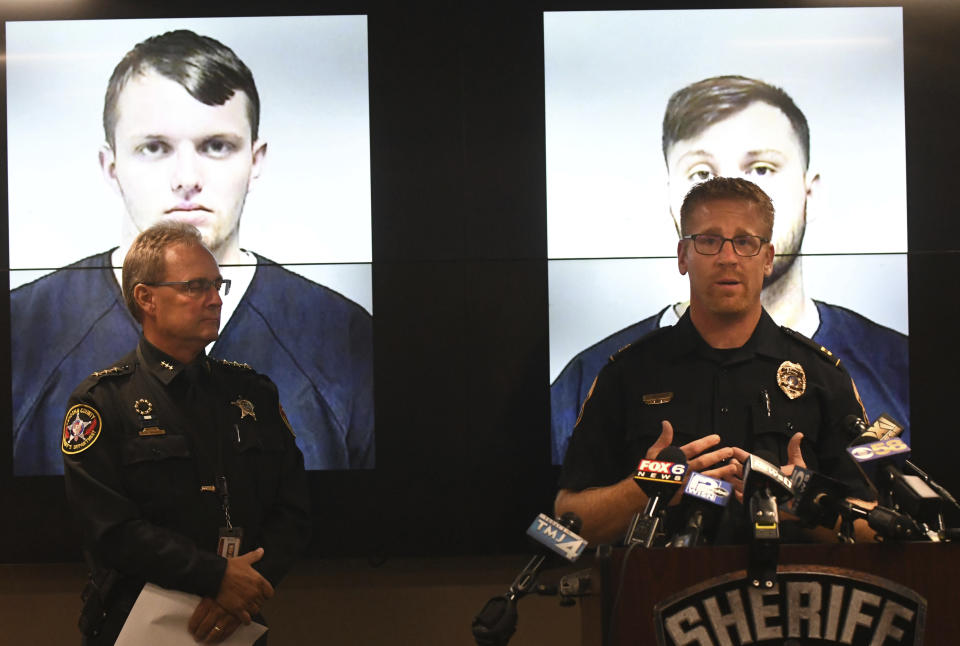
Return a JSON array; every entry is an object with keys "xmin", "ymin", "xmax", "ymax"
[
  {"xmin": 215, "ymin": 547, "xmax": 274, "ymax": 624},
  {"xmin": 188, "ymin": 597, "xmax": 240, "ymax": 643},
  {"xmin": 651, "ymin": 420, "xmax": 747, "ymax": 480},
  {"xmin": 781, "ymin": 432, "xmax": 807, "ymax": 476}
]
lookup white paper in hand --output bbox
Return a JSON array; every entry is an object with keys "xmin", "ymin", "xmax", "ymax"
[{"xmin": 115, "ymin": 583, "xmax": 268, "ymax": 646}]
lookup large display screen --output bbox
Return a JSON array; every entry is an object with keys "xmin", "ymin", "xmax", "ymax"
[
  {"xmin": 7, "ymin": 16, "xmax": 373, "ymax": 475},
  {"xmin": 545, "ymin": 8, "xmax": 909, "ymax": 463}
]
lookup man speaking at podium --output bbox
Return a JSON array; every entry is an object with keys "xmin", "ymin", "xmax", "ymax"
[{"xmin": 555, "ymin": 177, "xmax": 868, "ymax": 545}]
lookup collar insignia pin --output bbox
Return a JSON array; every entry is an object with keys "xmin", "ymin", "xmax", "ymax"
[
  {"xmin": 776, "ymin": 361, "xmax": 806, "ymax": 400},
  {"xmin": 231, "ymin": 398, "xmax": 256, "ymax": 420},
  {"xmin": 160, "ymin": 361, "xmax": 175, "ymax": 371}
]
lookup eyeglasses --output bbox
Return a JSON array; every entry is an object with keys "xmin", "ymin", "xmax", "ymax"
[
  {"xmin": 681, "ymin": 234, "xmax": 769, "ymax": 257},
  {"xmin": 142, "ymin": 278, "xmax": 231, "ymax": 297}
]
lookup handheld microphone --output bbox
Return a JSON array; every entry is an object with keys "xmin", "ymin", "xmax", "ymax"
[
  {"xmin": 472, "ymin": 513, "xmax": 585, "ymax": 646},
  {"xmin": 624, "ymin": 446, "xmax": 688, "ymax": 547},
  {"xmin": 665, "ymin": 471, "xmax": 733, "ymax": 547}
]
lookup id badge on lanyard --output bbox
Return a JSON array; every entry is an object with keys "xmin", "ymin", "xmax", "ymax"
[{"xmin": 213, "ymin": 474, "xmax": 244, "ymax": 558}]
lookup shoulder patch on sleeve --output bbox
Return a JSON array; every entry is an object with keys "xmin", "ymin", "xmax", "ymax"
[
  {"xmin": 61, "ymin": 404, "xmax": 103, "ymax": 455},
  {"xmin": 780, "ymin": 325, "xmax": 843, "ymax": 369}
]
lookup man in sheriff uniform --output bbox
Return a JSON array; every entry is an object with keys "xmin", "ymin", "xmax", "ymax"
[
  {"xmin": 555, "ymin": 177, "xmax": 870, "ymax": 545},
  {"xmin": 62, "ymin": 221, "xmax": 310, "ymax": 644}
]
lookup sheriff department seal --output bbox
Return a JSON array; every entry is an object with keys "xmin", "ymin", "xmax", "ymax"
[
  {"xmin": 777, "ymin": 361, "xmax": 806, "ymax": 400},
  {"xmin": 62, "ymin": 404, "xmax": 103, "ymax": 455}
]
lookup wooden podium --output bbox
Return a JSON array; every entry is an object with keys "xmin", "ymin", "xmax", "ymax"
[{"xmin": 580, "ymin": 542, "xmax": 959, "ymax": 645}]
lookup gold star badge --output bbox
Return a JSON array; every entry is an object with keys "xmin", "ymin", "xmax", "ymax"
[
  {"xmin": 231, "ymin": 398, "xmax": 256, "ymax": 420},
  {"xmin": 160, "ymin": 361, "xmax": 175, "ymax": 371}
]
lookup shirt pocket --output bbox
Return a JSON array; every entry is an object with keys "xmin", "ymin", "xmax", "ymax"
[
  {"xmin": 232, "ymin": 427, "xmax": 285, "ymax": 502},
  {"xmin": 121, "ymin": 434, "xmax": 195, "ymax": 505},
  {"xmin": 751, "ymin": 398, "xmax": 821, "ymax": 467},
  {"xmin": 624, "ymin": 402, "xmax": 700, "ymax": 472}
]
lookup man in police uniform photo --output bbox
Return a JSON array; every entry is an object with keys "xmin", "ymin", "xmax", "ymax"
[
  {"xmin": 555, "ymin": 177, "xmax": 869, "ymax": 544},
  {"xmin": 11, "ymin": 26, "xmax": 373, "ymax": 475},
  {"xmin": 63, "ymin": 221, "xmax": 311, "ymax": 644}
]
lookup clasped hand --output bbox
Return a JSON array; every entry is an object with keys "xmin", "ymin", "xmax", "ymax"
[{"xmin": 188, "ymin": 547, "xmax": 274, "ymax": 643}]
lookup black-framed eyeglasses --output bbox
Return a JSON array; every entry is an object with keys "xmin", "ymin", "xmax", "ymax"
[
  {"xmin": 681, "ymin": 233, "xmax": 769, "ymax": 257},
  {"xmin": 142, "ymin": 278, "xmax": 231, "ymax": 297}
]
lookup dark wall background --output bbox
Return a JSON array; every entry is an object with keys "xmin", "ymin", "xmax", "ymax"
[{"xmin": 1, "ymin": 0, "xmax": 958, "ymax": 563}]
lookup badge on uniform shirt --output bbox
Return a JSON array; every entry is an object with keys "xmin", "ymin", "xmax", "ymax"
[
  {"xmin": 777, "ymin": 361, "xmax": 806, "ymax": 399},
  {"xmin": 61, "ymin": 404, "xmax": 103, "ymax": 455},
  {"xmin": 231, "ymin": 398, "xmax": 256, "ymax": 420}
]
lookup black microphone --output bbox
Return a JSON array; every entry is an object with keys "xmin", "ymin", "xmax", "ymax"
[
  {"xmin": 786, "ymin": 463, "xmax": 932, "ymax": 542},
  {"xmin": 742, "ymin": 451, "xmax": 794, "ymax": 541},
  {"xmin": 844, "ymin": 429, "xmax": 943, "ymax": 527},
  {"xmin": 624, "ymin": 446, "xmax": 688, "ymax": 547},
  {"xmin": 834, "ymin": 499, "xmax": 925, "ymax": 541},
  {"xmin": 742, "ymin": 451, "xmax": 793, "ymax": 588},
  {"xmin": 784, "ymin": 465, "xmax": 851, "ymax": 531},
  {"xmin": 665, "ymin": 471, "xmax": 734, "ymax": 547},
  {"xmin": 844, "ymin": 413, "xmax": 904, "ymax": 447},
  {"xmin": 472, "ymin": 512, "xmax": 584, "ymax": 646}
]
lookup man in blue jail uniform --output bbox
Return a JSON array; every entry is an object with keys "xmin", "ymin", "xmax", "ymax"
[{"xmin": 12, "ymin": 29, "xmax": 373, "ymax": 475}]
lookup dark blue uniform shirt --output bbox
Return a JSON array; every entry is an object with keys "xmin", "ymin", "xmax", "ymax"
[
  {"xmin": 13, "ymin": 249, "xmax": 373, "ymax": 475},
  {"xmin": 552, "ymin": 301, "xmax": 909, "ymax": 464}
]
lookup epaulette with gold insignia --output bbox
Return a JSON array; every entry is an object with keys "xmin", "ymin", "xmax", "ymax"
[
  {"xmin": 89, "ymin": 364, "xmax": 132, "ymax": 379},
  {"xmin": 213, "ymin": 358, "xmax": 253, "ymax": 371},
  {"xmin": 781, "ymin": 326, "xmax": 843, "ymax": 369}
]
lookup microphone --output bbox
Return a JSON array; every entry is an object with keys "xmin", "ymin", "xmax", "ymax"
[
  {"xmin": 834, "ymin": 499, "xmax": 925, "ymax": 541},
  {"xmin": 784, "ymin": 466, "xmax": 850, "ymax": 531},
  {"xmin": 742, "ymin": 451, "xmax": 793, "ymax": 588},
  {"xmin": 742, "ymin": 451, "xmax": 794, "ymax": 541},
  {"xmin": 624, "ymin": 446, "xmax": 688, "ymax": 547},
  {"xmin": 472, "ymin": 513, "xmax": 585, "ymax": 646},
  {"xmin": 665, "ymin": 471, "xmax": 733, "ymax": 547},
  {"xmin": 524, "ymin": 513, "xmax": 588, "ymax": 562},
  {"xmin": 847, "ymin": 437, "xmax": 942, "ymax": 527},
  {"xmin": 844, "ymin": 413, "xmax": 904, "ymax": 447}
]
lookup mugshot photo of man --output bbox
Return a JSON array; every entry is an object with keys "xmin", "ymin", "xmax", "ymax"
[
  {"xmin": 545, "ymin": 9, "xmax": 909, "ymax": 463},
  {"xmin": 9, "ymin": 19, "xmax": 373, "ymax": 475}
]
